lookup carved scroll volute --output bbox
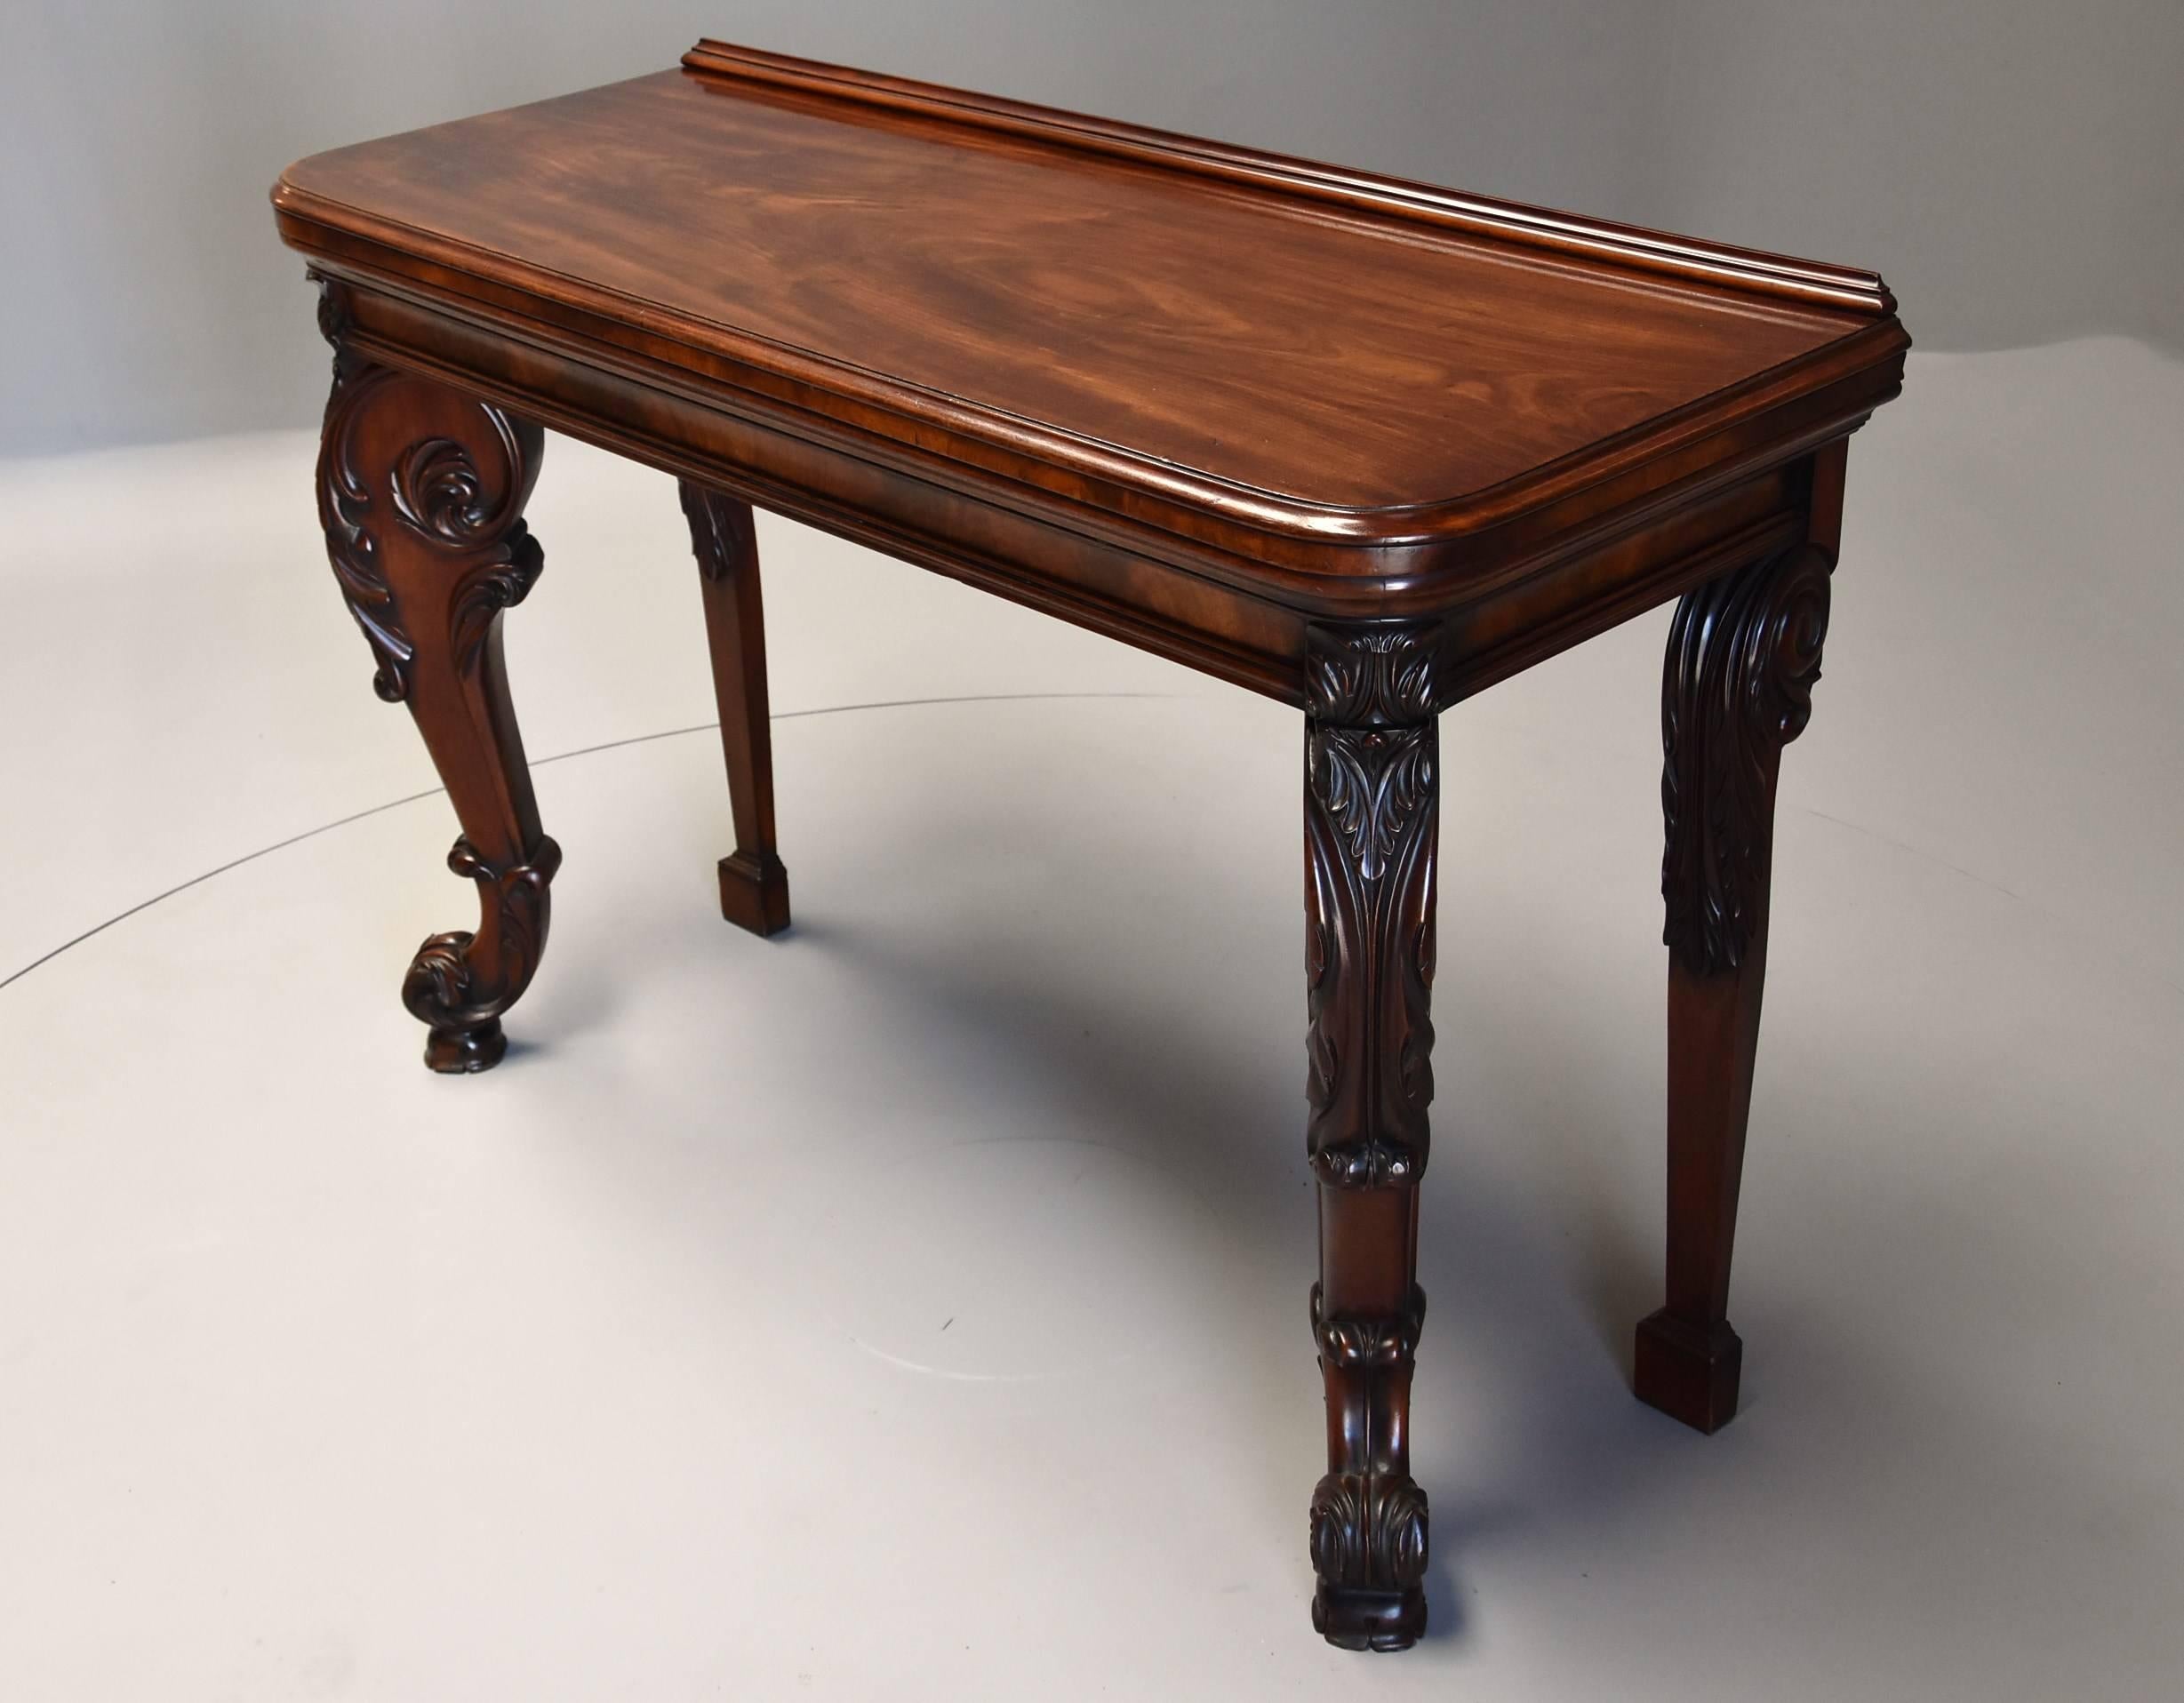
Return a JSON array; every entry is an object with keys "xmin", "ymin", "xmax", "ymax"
[
  {"xmin": 314, "ymin": 279, "xmax": 546, "ymax": 707},
  {"xmin": 402, "ymin": 835, "xmax": 564, "ymax": 1052},
  {"xmin": 1303, "ymin": 623, "xmax": 1445, "ymax": 1188},
  {"xmin": 1661, "ymin": 546, "xmax": 1832, "ymax": 977}
]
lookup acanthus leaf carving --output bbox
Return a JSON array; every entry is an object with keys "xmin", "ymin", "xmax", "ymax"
[
  {"xmin": 1310, "ymin": 1282, "xmax": 1428, "ymax": 1371},
  {"xmin": 316, "ymin": 359, "xmax": 413, "ymax": 703},
  {"xmin": 1308, "ymin": 1470, "xmax": 1430, "ymax": 1595},
  {"xmin": 314, "ymin": 289, "xmax": 545, "ymax": 703},
  {"xmin": 445, "ymin": 535, "xmax": 546, "ymax": 678},
  {"xmin": 1312, "ymin": 726, "xmax": 1435, "ymax": 883},
  {"xmin": 1304, "ymin": 659, "xmax": 1438, "ymax": 1189},
  {"xmin": 1305, "ymin": 622, "xmax": 1447, "ymax": 726},
  {"xmin": 1661, "ymin": 546, "xmax": 1831, "ymax": 977}
]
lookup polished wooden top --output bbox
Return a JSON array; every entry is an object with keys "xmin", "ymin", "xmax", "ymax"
[{"xmin": 275, "ymin": 42, "xmax": 1904, "ymax": 579}]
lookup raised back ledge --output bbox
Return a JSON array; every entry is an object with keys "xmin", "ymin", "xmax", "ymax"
[{"xmin": 681, "ymin": 39, "xmax": 1896, "ymax": 320}]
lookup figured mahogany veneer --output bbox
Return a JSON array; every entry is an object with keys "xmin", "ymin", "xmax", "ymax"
[{"xmin": 274, "ymin": 40, "xmax": 1906, "ymax": 1651}]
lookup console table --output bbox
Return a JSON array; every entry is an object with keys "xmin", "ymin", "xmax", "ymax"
[{"xmin": 273, "ymin": 40, "xmax": 1908, "ymax": 1651}]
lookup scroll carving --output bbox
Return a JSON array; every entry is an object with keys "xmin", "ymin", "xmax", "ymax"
[
  {"xmin": 313, "ymin": 277, "xmax": 544, "ymax": 701},
  {"xmin": 1660, "ymin": 546, "xmax": 1831, "ymax": 977},
  {"xmin": 678, "ymin": 479, "xmax": 756, "ymax": 583},
  {"xmin": 402, "ymin": 836, "xmax": 564, "ymax": 1068}
]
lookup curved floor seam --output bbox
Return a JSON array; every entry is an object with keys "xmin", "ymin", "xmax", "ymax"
[{"xmin": 0, "ymin": 690, "xmax": 1183, "ymax": 995}]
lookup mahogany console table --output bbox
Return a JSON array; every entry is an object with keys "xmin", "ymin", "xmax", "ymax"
[{"xmin": 273, "ymin": 41, "xmax": 1908, "ymax": 1651}]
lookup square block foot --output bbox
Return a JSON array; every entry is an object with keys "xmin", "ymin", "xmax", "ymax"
[
  {"xmin": 717, "ymin": 852, "xmax": 790, "ymax": 937},
  {"xmin": 1634, "ymin": 1309, "xmax": 1742, "ymax": 1434}
]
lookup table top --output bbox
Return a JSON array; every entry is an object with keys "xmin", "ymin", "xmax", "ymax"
[{"xmin": 275, "ymin": 42, "xmax": 1905, "ymax": 586}]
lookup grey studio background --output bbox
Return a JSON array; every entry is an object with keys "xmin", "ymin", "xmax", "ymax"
[
  {"xmin": 4, "ymin": 0, "xmax": 2183, "ymax": 452},
  {"xmin": 4, "ymin": 4, "xmax": 2182, "ymax": 1701}
]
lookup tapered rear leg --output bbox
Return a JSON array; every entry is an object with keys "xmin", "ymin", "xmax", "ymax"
[
  {"xmin": 1635, "ymin": 542, "xmax": 1832, "ymax": 1431},
  {"xmin": 679, "ymin": 482, "xmax": 790, "ymax": 936},
  {"xmin": 314, "ymin": 281, "xmax": 559, "ymax": 1072}
]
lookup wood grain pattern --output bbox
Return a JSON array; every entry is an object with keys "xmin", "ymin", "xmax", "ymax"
[
  {"xmin": 676, "ymin": 43, "xmax": 1893, "ymax": 315},
  {"xmin": 278, "ymin": 68, "xmax": 1846, "ymax": 514},
  {"xmin": 274, "ymin": 42, "xmax": 1907, "ymax": 589}
]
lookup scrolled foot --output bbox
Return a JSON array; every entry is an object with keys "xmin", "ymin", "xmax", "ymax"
[
  {"xmin": 1308, "ymin": 1470, "xmax": 1429, "ymax": 1651},
  {"xmin": 1634, "ymin": 1308, "xmax": 1743, "ymax": 1433},
  {"xmin": 399, "ymin": 835, "xmax": 563, "ymax": 1073}
]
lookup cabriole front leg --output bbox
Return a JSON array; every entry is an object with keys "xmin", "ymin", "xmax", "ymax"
[
  {"xmin": 1301, "ymin": 625, "xmax": 1442, "ymax": 1651},
  {"xmin": 316, "ymin": 284, "xmax": 560, "ymax": 1073},
  {"xmin": 1636, "ymin": 544, "xmax": 1832, "ymax": 1429}
]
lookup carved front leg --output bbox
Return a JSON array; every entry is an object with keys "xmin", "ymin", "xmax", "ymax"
[
  {"xmin": 1302, "ymin": 624, "xmax": 1442, "ymax": 1651},
  {"xmin": 315, "ymin": 280, "xmax": 559, "ymax": 1072},
  {"xmin": 1636, "ymin": 544, "xmax": 1831, "ymax": 1429}
]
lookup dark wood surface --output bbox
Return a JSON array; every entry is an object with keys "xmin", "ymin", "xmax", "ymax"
[
  {"xmin": 315, "ymin": 302, "xmax": 561, "ymax": 1073},
  {"xmin": 1304, "ymin": 628, "xmax": 1441, "ymax": 1646},
  {"xmin": 679, "ymin": 482, "xmax": 792, "ymax": 937},
  {"xmin": 277, "ymin": 42, "xmax": 1907, "ymax": 1653},
  {"xmin": 274, "ymin": 43, "xmax": 1906, "ymax": 643},
  {"xmin": 278, "ymin": 57, "xmax": 1872, "ymax": 528},
  {"xmin": 1636, "ymin": 441, "xmax": 1843, "ymax": 1433}
]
